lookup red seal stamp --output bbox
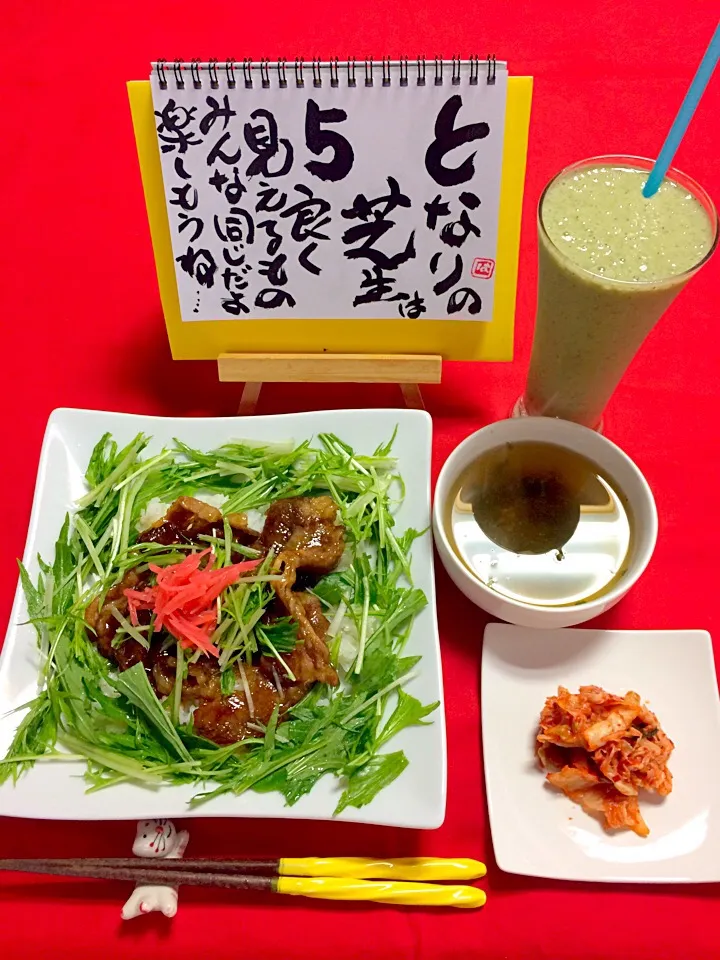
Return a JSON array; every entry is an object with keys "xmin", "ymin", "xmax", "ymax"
[{"xmin": 471, "ymin": 257, "xmax": 495, "ymax": 279}]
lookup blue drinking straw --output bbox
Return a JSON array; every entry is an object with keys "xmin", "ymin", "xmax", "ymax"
[{"xmin": 643, "ymin": 21, "xmax": 720, "ymax": 198}]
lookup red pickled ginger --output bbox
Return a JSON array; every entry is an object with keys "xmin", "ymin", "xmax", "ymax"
[{"xmin": 124, "ymin": 548, "xmax": 260, "ymax": 657}]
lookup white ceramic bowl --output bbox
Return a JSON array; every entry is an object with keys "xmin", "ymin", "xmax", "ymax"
[{"xmin": 432, "ymin": 417, "xmax": 658, "ymax": 628}]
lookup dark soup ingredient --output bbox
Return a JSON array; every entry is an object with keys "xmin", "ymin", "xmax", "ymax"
[{"xmin": 445, "ymin": 441, "xmax": 633, "ymax": 606}]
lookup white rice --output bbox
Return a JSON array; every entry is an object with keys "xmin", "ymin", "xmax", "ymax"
[
  {"xmin": 333, "ymin": 616, "xmax": 360, "ymax": 672},
  {"xmin": 178, "ymin": 703, "xmax": 197, "ymax": 724},
  {"xmin": 99, "ymin": 679, "xmax": 121, "ymax": 699},
  {"xmin": 335, "ymin": 614, "xmax": 382, "ymax": 673},
  {"xmin": 243, "ymin": 507, "xmax": 266, "ymax": 533},
  {"xmin": 335, "ymin": 545, "xmax": 354, "ymax": 571},
  {"xmin": 196, "ymin": 492, "xmax": 229, "ymax": 510},
  {"xmin": 136, "ymin": 498, "xmax": 170, "ymax": 533}
]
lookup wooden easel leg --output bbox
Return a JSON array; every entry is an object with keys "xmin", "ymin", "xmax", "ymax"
[
  {"xmin": 238, "ymin": 382, "xmax": 262, "ymax": 415},
  {"xmin": 400, "ymin": 383, "xmax": 425, "ymax": 410}
]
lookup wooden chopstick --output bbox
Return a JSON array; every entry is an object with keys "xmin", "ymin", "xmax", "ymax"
[
  {"xmin": 0, "ymin": 857, "xmax": 280, "ymax": 877},
  {"xmin": 0, "ymin": 856, "xmax": 487, "ymax": 882},
  {"xmin": 0, "ymin": 859, "xmax": 276, "ymax": 892},
  {"xmin": 0, "ymin": 858, "xmax": 487, "ymax": 908}
]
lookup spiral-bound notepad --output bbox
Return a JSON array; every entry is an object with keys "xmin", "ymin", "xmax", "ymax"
[{"xmin": 148, "ymin": 58, "xmax": 508, "ymax": 324}]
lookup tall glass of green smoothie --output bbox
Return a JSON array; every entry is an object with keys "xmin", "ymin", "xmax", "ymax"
[{"xmin": 519, "ymin": 156, "xmax": 718, "ymax": 429}]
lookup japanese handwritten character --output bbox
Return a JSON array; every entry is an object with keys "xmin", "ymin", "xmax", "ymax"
[
  {"xmin": 177, "ymin": 214, "xmax": 204, "ymax": 242},
  {"xmin": 298, "ymin": 241, "xmax": 321, "ymax": 275},
  {"xmin": 447, "ymin": 288, "xmax": 482, "ymax": 315},
  {"xmin": 425, "ymin": 190, "xmax": 482, "ymax": 246},
  {"xmin": 214, "ymin": 208, "xmax": 255, "ymax": 245},
  {"xmin": 169, "ymin": 183, "xmax": 198, "ymax": 211},
  {"xmin": 209, "ymin": 169, "xmax": 229, "ymax": 192},
  {"xmin": 209, "ymin": 167, "xmax": 246, "ymax": 204},
  {"xmin": 176, "ymin": 246, "xmax": 217, "ymax": 287},
  {"xmin": 424, "ymin": 195, "xmax": 451, "ymax": 230},
  {"xmin": 244, "ymin": 109, "xmax": 294, "ymax": 178},
  {"xmin": 429, "ymin": 251, "xmax": 463, "ymax": 295},
  {"xmin": 425, "ymin": 95, "xmax": 490, "ymax": 187},
  {"xmin": 353, "ymin": 266, "xmax": 409, "ymax": 306},
  {"xmin": 222, "ymin": 267, "xmax": 249, "ymax": 292},
  {"xmin": 155, "ymin": 100, "xmax": 202, "ymax": 154},
  {"xmin": 174, "ymin": 157, "xmax": 192, "ymax": 180},
  {"xmin": 342, "ymin": 177, "xmax": 415, "ymax": 270},
  {"xmin": 255, "ymin": 289, "xmax": 297, "ymax": 309},
  {"xmin": 258, "ymin": 254, "xmax": 288, "ymax": 286},
  {"xmin": 441, "ymin": 209, "xmax": 481, "ymax": 248},
  {"xmin": 221, "ymin": 291, "xmax": 250, "ymax": 315},
  {"xmin": 206, "ymin": 132, "xmax": 243, "ymax": 166},
  {"xmin": 398, "ymin": 292, "xmax": 427, "ymax": 319},
  {"xmin": 280, "ymin": 184, "xmax": 331, "ymax": 242},
  {"xmin": 199, "ymin": 95, "xmax": 237, "ymax": 135},
  {"xmin": 256, "ymin": 182, "xmax": 287, "ymax": 213},
  {"xmin": 225, "ymin": 168, "xmax": 247, "ymax": 205},
  {"xmin": 223, "ymin": 248, "xmax": 252, "ymax": 268},
  {"xmin": 258, "ymin": 219, "xmax": 283, "ymax": 256}
]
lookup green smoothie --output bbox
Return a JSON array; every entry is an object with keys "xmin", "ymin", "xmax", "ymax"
[{"xmin": 524, "ymin": 158, "xmax": 717, "ymax": 427}]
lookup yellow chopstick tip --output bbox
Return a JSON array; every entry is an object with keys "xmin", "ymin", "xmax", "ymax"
[
  {"xmin": 280, "ymin": 856, "xmax": 487, "ymax": 881},
  {"xmin": 276, "ymin": 876, "xmax": 487, "ymax": 908}
]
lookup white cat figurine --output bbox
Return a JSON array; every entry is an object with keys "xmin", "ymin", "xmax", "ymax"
[{"xmin": 121, "ymin": 818, "xmax": 190, "ymax": 920}]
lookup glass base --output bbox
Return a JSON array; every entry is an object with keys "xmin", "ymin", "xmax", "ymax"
[
  {"xmin": 511, "ymin": 396, "xmax": 604, "ymax": 434},
  {"xmin": 510, "ymin": 396, "xmax": 529, "ymax": 419}
]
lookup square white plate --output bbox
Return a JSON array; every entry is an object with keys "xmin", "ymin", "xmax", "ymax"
[
  {"xmin": 0, "ymin": 408, "xmax": 445, "ymax": 827},
  {"xmin": 482, "ymin": 624, "xmax": 720, "ymax": 882}
]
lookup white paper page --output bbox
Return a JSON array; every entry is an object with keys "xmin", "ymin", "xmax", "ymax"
[{"xmin": 150, "ymin": 62, "xmax": 508, "ymax": 322}]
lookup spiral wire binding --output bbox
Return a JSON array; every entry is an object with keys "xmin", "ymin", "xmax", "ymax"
[
  {"xmin": 295, "ymin": 57, "xmax": 304, "ymax": 87},
  {"xmin": 487, "ymin": 54, "xmax": 496, "ymax": 84},
  {"xmin": 452, "ymin": 56, "xmax": 461, "ymax": 86},
  {"xmin": 312, "ymin": 58, "xmax": 322, "ymax": 88},
  {"xmin": 152, "ymin": 57, "xmax": 501, "ymax": 89},
  {"xmin": 173, "ymin": 58, "xmax": 185, "ymax": 88},
  {"xmin": 155, "ymin": 59, "xmax": 167, "ymax": 89},
  {"xmin": 208, "ymin": 58, "xmax": 219, "ymax": 89}
]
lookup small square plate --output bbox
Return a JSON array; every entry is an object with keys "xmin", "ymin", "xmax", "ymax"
[
  {"xmin": 0, "ymin": 408, "xmax": 445, "ymax": 827},
  {"xmin": 482, "ymin": 624, "xmax": 720, "ymax": 882}
]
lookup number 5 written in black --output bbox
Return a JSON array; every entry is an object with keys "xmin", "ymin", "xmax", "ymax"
[{"xmin": 304, "ymin": 99, "xmax": 355, "ymax": 182}]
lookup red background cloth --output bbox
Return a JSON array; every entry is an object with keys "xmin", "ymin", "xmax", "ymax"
[{"xmin": 2, "ymin": 3, "xmax": 719, "ymax": 957}]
